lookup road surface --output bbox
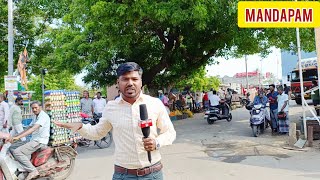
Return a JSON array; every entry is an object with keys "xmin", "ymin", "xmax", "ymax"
[{"xmin": 69, "ymin": 101, "xmax": 320, "ymax": 180}]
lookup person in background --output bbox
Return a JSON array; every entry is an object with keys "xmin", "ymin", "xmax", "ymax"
[
  {"xmin": 267, "ymin": 84, "xmax": 278, "ymax": 133},
  {"xmin": 253, "ymin": 89, "xmax": 270, "ymax": 122},
  {"xmin": 225, "ymin": 88, "xmax": 233, "ymax": 107},
  {"xmin": 198, "ymin": 91, "xmax": 204, "ymax": 109},
  {"xmin": 277, "ymin": 86, "xmax": 289, "ymax": 134},
  {"xmin": 203, "ymin": 91, "xmax": 209, "ymax": 110},
  {"xmin": 80, "ymin": 90, "xmax": 94, "ymax": 117},
  {"xmin": 218, "ymin": 88, "xmax": 225, "ymax": 100},
  {"xmin": 158, "ymin": 90, "xmax": 164, "ymax": 101},
  {"xmin": 0, "ymin": 97, "xmax": 26, "ymax": 159},
  {"xmin": 168, "ymin": 92, "xmax": 177, "ymax": 110},
  {"xmin": 0, "ymin": 94, "xmax": 9, "ymax": 133},
  {"xmin": 284, "ymin": 84, "xmax": 292, "ymax": 100},
  {"xmin": 185, "ymin": 91, "xmax": 193, "ymax": 111},
  {"xmin": 208, "ymin": 89, "xmax": 225, "ymax": 114},
  {"xmin": 9, "ymin": 97, "xmax": 26, "ymax": 141},
  {"xmin": 93, "ymin": 92, "xmax": 107, "ymax": 116},
  {"xmin": 253, "ymin": 89, "xmax": 268, "ymax": 106},
  {"xmin": 195, "ymin": 93, "xmax": 202, "ymax": 110},
  {"xmin": 162, "ymin": 93, "xmax": 170, "ymax": 114}
]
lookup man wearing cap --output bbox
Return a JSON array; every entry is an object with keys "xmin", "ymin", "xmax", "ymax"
[{"xmin": 54, "ymin": 62, "xmax": 176, "ymax": 180}]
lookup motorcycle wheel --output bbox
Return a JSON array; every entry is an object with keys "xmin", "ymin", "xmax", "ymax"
[
  {"xmin": 260, "ymin": 122, "xmax": 265, "ymax": 134},
  {"xmin": 207, "ymin": 116, "xmax": 215, "ymax": 124},
  {"xmin": 252, "ymin": 125, "xmax": 259, "ymax": 137},
  {"xmin": 227, "ymin": 114, "xmax": 232, "ymax": 122},
  {"xmin": 49, "ymin": 154, "xmax": 76, "ymax": 180},
  {"xmin": 95, "ymin": 132, "xmax": 113, "ymax": 149}
]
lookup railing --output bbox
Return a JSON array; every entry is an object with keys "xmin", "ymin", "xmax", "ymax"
[{"xmin": 302, "ymin": 86, "xmax": 320, "ymax": 125}]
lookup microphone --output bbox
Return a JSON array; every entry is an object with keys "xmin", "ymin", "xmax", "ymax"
[{"xmin": 139, "ymin": 104, "xmax": 153, "ymax": 163}]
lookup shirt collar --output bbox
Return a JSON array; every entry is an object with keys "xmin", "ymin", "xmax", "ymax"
[{"xmin": 116, "ymin": 92, "xmax": 145, "ymax": 104}]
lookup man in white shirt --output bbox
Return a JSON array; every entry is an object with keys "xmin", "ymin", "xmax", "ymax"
[
  {"xmin": 208, "ymin": 89, "xmax": 225, "ymax": 114},
  {"xmin": 0, "ymin": 94, "xmax": 9, "ymax": 133},
  {"xmin": 277, "ymin": 86, "xmax": 289, "ymax": 134},
  {"xmin": 54, "ymin": 62, "xmax": 176, "ymax": 180},
  {"xmin": 7, "ymin": 101, "xmax": 50, "ymax": 180},
  {"xmin": 93, "ymin": 92, "xmax": 107, "ymax": 115},
  {"xmin": 208, "ymin": 89, "xmax": 222, "ymax": 106}
]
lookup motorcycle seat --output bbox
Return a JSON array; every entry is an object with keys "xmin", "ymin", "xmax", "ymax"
[{"xmin": 31, "ymin": 147, "xmax": 54, "ymax": 167}]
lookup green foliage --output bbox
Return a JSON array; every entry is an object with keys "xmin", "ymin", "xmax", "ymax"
[
  {"xmin": 49, "ymin": 0, "xmax": 318, "ymax": 88},
  {"xmin": 175, "ymin": 67, "xmax": 220, "ymax": 92},
  {"xmin": 43, "ymin": 0, "xmax": 275, "ymax": 88},
  {"xmin": 28, "ymin": 71, "xmax": 82, "ymax": 101},
  {"xmin": 0, "ymin": 0, "xmax": 318, "ymax": 92}
]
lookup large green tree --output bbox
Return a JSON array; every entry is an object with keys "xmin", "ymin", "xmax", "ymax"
[
  {"xmin": 46, "ymin": 0, "xmax": 317, "ymax": 89},
  {"xmin": 0, "ymin": 0, "xmax": 72, "ymax": 90},
  {"xmin": 1, "ymin": 0, "xmax": 318, "ymax": 91}
]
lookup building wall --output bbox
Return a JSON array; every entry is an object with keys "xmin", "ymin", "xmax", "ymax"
[
  {"xmin": 281, "ymin": 50, "xmax": 316, "ymax": 85},
  {"xmin": 107, "ymin": 84, "xmax": 118, "ymax": 101}
]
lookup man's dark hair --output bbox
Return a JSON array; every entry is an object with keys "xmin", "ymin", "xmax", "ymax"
[
  {"xmin": 164, "ymin": 93, "xmax": 168, "ymax": 96},
  {"xmin": 269, "ymin": 84, "xmax": 275, "ymax": 88},
  {"xmin": 15, "ymin": 97, "xmax": 23, "ymax": 103},
  {"xmin": 278, "ymin": 86, "xmax": 284, "ymax": 91},
  {"xmin": 116, "ymin": 62, "xmax": 143, "ymax": 77},
  {"xmin": 96, "ymin": 92, "xmax": 102, "ymax": 95},
  {"xmin": 30, "ymin": 101, "xmax": 41, "ymax": 107},
  {"xmin": 284, "ymin": 84, "xmax": 287, "ymax": 88},
  {"xmin": 212, "ymin": 90, "xmax": 217, "ymax": 94}
]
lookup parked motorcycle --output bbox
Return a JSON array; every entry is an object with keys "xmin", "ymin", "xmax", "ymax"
[
  {"xmin": 0, "ymin": 143, "xmax": 77, "ymax": 180},
  {"xmin": 76, "ymin": 113, "xmax": 112, "ymax": 149},
  {"xmin": 204, "ymin": 102, "xmax": 232, "ymax": 124},
  {"xmin": 247, "ymin": 103, "xmax": 269, "ymax": 137}
]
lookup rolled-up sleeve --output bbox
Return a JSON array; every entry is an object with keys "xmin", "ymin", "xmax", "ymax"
[
  {"xmin": 78, "ymin": 109, "xmax": 112, "ymax": 140},
  {"xmin": 155, "ymin": 100, "xmax": 176, "ymax": 147}
]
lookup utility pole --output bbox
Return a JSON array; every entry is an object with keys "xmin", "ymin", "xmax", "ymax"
[
  {"xmin": 245, "ymin": 55, "xmax": 249, "ymax": 91},
  {"xmin": 7, "ymin": 0, "xmax": 14, "ymax": 105},
  {"xmin": 8, "ymin": 0, "xmax": 13, "ymax": 75},
  {"xmin": 296, "ymin": 27, "xmax": 306, "ymax": 139},
  {"xmin": 41, "ymin": 69, "xmax": 47, "ymax": 108},
  {"xmin": 315, "ymin": 28, "xmax": 320, "ymax": 102},
  {"xmin": 259, "ymin": 58, "xmax": 263, "ymax": 89}
]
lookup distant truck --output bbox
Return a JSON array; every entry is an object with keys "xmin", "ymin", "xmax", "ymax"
[{"xmin": 288, "ymin": 57, "xmax": 318, "ymax": 105}]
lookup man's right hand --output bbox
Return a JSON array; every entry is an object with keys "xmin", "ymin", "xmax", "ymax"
[{"xmin": 53, "ymin": 121, "xmax": 83, "ymax": 132}]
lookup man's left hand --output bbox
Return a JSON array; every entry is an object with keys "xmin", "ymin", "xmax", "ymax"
[
  {"xmin": 143, "ymin": 138, "xmax": 156, "ymax": 151},
  {"xmin": 5, "ymin": 136, "xmax": 13, "ymax": 143}
]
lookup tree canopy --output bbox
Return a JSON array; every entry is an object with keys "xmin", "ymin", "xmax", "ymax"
[{"xmin": 0, "ymin": 0, "xmax": 318, "ymax": 91}]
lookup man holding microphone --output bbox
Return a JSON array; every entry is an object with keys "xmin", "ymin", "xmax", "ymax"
[{"xmin": 55, "ymin": 62, "xmax": 176, "ymax": 179}]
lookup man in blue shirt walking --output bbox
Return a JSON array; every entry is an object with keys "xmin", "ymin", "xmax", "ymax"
[{"xmin": 267, "ymin": 84, "xmax": 278, "ymax": 133}]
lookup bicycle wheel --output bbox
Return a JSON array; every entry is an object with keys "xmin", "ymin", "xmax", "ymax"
[{"xmin": 95, "ymin": 132, "xmax": 113, "ymax": 149}]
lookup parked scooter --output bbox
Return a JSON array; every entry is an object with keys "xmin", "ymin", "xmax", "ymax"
[
  {"xmin": 0, "ymin": 141, "xmax": 77, "ymax": 180},
  {"xmin": 246, "ymin": 103, "xmax": 269, "ymax": 137},
  {"xmin": 76, "ymin": 113, "xmax": 112, "ymax": 149},
  {"xmin": 204, "ymin": 102, "xmax": 232, "ymax": 124}
]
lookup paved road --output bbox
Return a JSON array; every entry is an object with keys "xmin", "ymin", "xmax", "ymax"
[{"xmin": 69, "ymin": 101, "xmax": 320, "ymax": 180}]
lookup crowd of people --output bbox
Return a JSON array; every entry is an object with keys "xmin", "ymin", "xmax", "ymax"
[
  {"xmin": 252, "ymin": 84, "xmax": 290, "ymax": 134},
  {"xmin": 158, "ymin": 88, "xmax": 233, "ymax": 113}
]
